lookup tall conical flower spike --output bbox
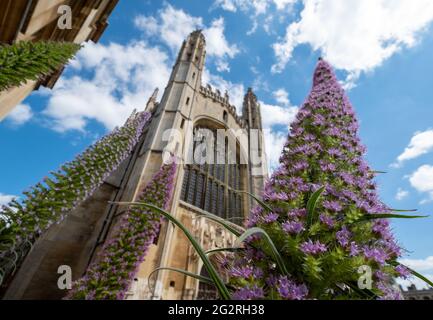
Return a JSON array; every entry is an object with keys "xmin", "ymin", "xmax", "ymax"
[{"xmin": 231, "ymin": 59, "xmax": 403, "ymax": 300}]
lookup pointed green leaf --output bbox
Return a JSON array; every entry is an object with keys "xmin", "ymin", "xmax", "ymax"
[
  {"xmin": 196, "ymin": 213, "xmax": 244, "ymax": 237},
  {"xmin": 234, "ymin": 190, "xmax": 273, "ymax": 212},
  {"xmin": 205, "ymin": 247, "xmax": 243, "ymax": 256},
  {"xmin": 390, "ymin": 208, "xmax": 418, "ymax": 213},
  {"xmin": 306, "ymin": 186, "xmax": 326, "ymax": 227},
  {"xmin": 356, "ymin": 213, "xmax": 428, "ymax": 222},
  {"xmin": 236, "ymin": 227, "xmax": 289, "ymax": 276}
]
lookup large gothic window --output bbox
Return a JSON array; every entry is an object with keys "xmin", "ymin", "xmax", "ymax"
[{"xmin": 180, "ymin": 124, "xmax": 245, "ymax": 224}]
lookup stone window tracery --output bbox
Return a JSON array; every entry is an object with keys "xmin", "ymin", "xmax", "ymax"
[{"xmin": 180, "ymin": 125, "xmax": 245, "ymax": 224}]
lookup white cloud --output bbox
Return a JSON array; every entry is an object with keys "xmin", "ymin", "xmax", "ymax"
[
  {"xmin": 5, "ymin": 103, "xmax": 32, "ymax": 126},
  {"xmin": 395, "ymin": 188, "xmax": 409, "ymax": 201},
  {"xmin": 246, "ymin": 20, "xmax": 258, "ymax": 36},
  {"xmin": 133, "ymin": 15, "xmax": 159, "ymax": 35},
  {"xmin": 271, "ymin": 0, "xmax": 433, "ymax": 77},
  {"xmin": 408, "ymin": 165, "xmax": 433, "ymax": 203},
  {"xmin": 0, "ymin": 193, "xmax": 16, "ymax": 206},
  {"xmin": 261, "ymin": 102, "xmax": 298, "ymax": 130},
  {"xmin": 214, "ymin": 0, "xmax": 294, "ymax": 14},
  {"xmin": 261, "ymin": 100, "xmax": 298, "ymax": 171},
  {"xmin": 134, "ymin": 4, "xmax": 202, "ymax": 51},
  {"xmin": 401, "ymin": 256, "xmax": 433, "ymax": 272},
  {"xmin": 214, "ymin": 0, "xmax": 295, "ymax": 35},
  {"xmin": 263, "ymin": 129, "xmax": 287, "ymax": 172},
  {"xmin": 397, "ymin": 274, "xmax": 433, "ymax": 290},
  {"xmin": 134, "ymin": 5, "xmax": 238, "ymax": 72},
  {"xmin": 340, "ymin": 70, "xmax": 361, "ymax": 91},
  {"xmin": 203, "ymin": 17, "xmax": 239, "ymax": 72},
  {"xmin": 214, "ymin": 0, "xmax": 239, "ymax": 12},
  {"xmin": 203, "ymin": 17, "xmax": 239, "ymax": 59},
  {"xmin": 273, "ymin": 0, "xmax": 297, "ymax": 11},
  {"xmin": 250, "ymin": 0, "xmax": 269, "ymax": 15},
  {"xmin": 398, "ymin": 256, "xmax": 433, "ymax": 290},
  {"xmin": 393, "ymin": 130, "xmax": 433, "ymax": 167},
  {"xmin": 42, "ymin": 41, "xmax": 171, "ymax": 132},
  {"xmin": 273, "ymin": 88, "xmax": 290, "ymax": 106}
]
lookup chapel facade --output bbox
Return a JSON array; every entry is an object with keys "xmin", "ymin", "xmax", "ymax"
[{"xmin": 2, "ymin": 30, "xmax": 268, "ymax": 300}]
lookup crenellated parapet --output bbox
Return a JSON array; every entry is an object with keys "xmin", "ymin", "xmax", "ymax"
[
  {"xmin": 200, "ymin": 84, "xmax": 229, "ymax": 105},
  {"xmin": 199, "ymin": 84, "xmax": 247, "ymax": 128}
]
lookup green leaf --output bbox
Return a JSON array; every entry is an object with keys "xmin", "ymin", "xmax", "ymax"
[
  {"xmin": 306, "ymin": 186, "xmax": 326, "ymax": 227},
  {"xmin": 355, "ymin": 213, "xmax": 428, "ymax": 222},
  {"xmin": 114, "ymin": 201, "xmax": 231, "ymax": 300},
  {"xmin": 0, "ymin": 41, "xmax": 81, "ymax": 92},
  {"xmin": 234, "ymin": 190, "xmax": 273, "ymax": 212},
  {"xmin": 205, "ymin": 247, "xmax": 243, "ymax": 256},
  {"xmin": 236, "ymin": 227, "xmax": 289, "ymax": 276},
  {"xmin": 196, "ymin": 213, "xmax": 244, "ymax": 237},
  {"xmin": 389, "ymin": 208, "xmax": 418, "ymax": 213}
]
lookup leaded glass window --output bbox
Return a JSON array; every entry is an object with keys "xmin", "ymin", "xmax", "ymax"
[{"xmin": 180, "ymin": 126, "xmax": 245, "ymax": 223}]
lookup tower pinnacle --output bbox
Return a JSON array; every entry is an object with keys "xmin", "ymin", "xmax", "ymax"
[
  {"xmin": 175, "ymin": 29, "xmax": 206, "ymax": 70},
  {"xmin": 242, "ymin": 88, "xmax": 262, "ymax": 130}
]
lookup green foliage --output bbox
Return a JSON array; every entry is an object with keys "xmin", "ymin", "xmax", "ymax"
[
  {"xmin": 306, "ymin": 186, "xmax": 326, "ymax": 227},
  {"xmin": 0, "ymin": 41, "xmax": 81, "ymax": 91},
  {"xmin": 236, "ymin": 227, "xmax": 289, "ymax": 276},
  {"xmin": 103, "ymin": 198, "xmax": 432, "ymax": 301}
]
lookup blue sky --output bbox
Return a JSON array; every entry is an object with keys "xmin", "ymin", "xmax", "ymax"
[{"xmin": 1, "ymin": 0, "xmax": 433, "ymax": 287}]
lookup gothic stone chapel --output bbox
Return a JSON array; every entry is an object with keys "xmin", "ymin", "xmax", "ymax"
[{"xmin": 3, "ymin": 30, "xmax": 268, "ymax": 300}]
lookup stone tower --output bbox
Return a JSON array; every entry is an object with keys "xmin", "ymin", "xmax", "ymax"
[
  {"xmin": 2, "ymin": 30, "xmax": 268, "ymax": 300},
  {"xmin": 242, "ymin": 88, "xmax": 268, "ymax": 201}
]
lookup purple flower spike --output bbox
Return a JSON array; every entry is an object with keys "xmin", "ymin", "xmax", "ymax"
[
  {"xmin": 282, "ymin": 221, "xmax": 305, "ymax": 234},
  {"xmin": 66, "ymin": 160, "xmax": 177, "ymax": 300},
  {"xmin": 277, "ymin": 276, "xmax": 308, "ymax": 300},
  {"xmin": 300, "ymin": 240, "xmax": 327, "ymax": 255},
  {"xmin": 227, "ymin": 58, "xmax": 403, "ymax": 300},
  {"xmin": 395, "ymin": 265, "xmax": 410, "ymax": 279}
]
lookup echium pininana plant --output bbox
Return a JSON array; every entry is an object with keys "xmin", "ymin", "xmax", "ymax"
[
  {"xmin": 65, "ymin": 161, "xmax": 177, "ymax": 300},
  {"xmin": 0, "ymin": 111, "xmax": 151, "ymax": 286},
  {"xmin": 0, "ymin": 41, "xmax": 81, "ymax": 92},
  {"xmin": 228, "ymin": 59, "xmax": 408, "ymax": 300}
]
